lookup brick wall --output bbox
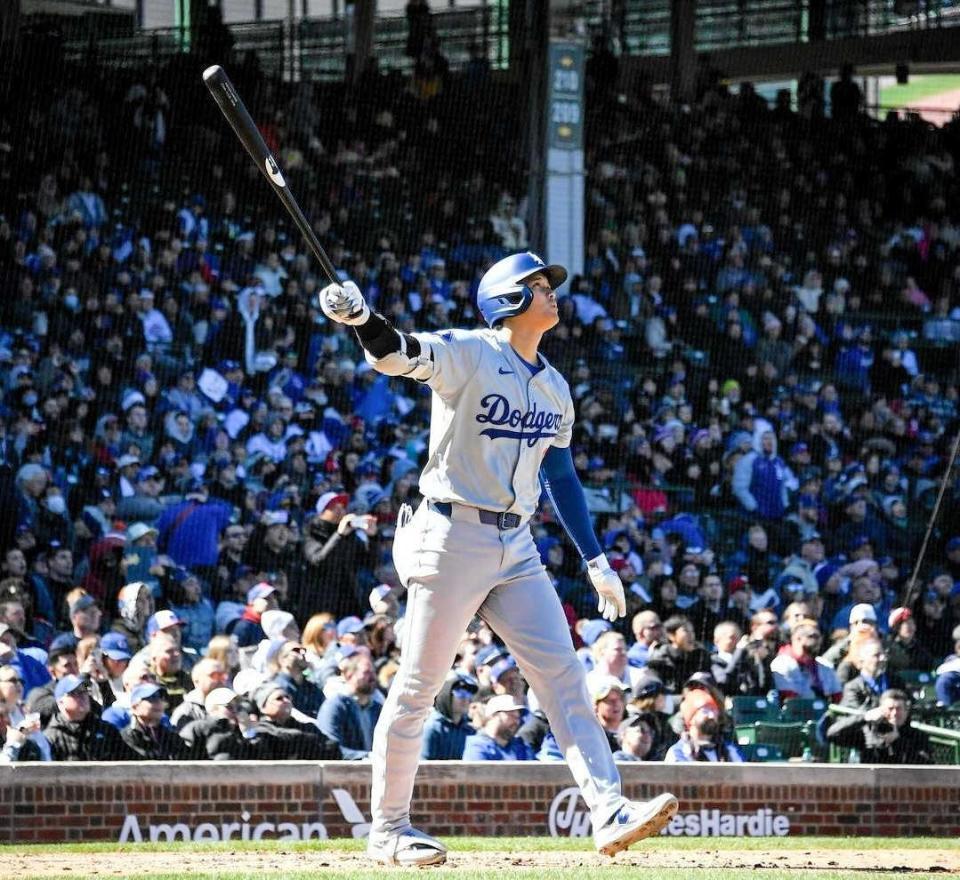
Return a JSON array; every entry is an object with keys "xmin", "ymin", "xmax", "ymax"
[{"xmin": 1, "ymin": 762, "xmax": 958, "ymax": 843}]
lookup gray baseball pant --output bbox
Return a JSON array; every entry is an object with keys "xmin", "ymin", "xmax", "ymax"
[{"xmin": 370, "ymin": 501, "xmax": 624, "ymax": 835}]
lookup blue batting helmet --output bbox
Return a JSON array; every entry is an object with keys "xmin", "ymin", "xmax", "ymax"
[{"xmin": 476, "ymin": 252, "xmax": 568, "ymax": 328}]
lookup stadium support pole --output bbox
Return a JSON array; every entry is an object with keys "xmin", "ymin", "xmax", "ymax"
[
  {"xmin": 0, "ymin": 0, "xmax": 20, "ymax": 95},
  {"xmin": 524, "ymin": 0, "xmax": 549, "ymax": 254},
  {"xmin": 349, "ymin": 0, "xmax": 374, "ymax": 84},
  {"xmin": 670, "ymin": 0, "xmax": 695, "ymax": 104},
  {"xmin": 902, "ymin": 425, "xmax": 960, "ymax": 610}
]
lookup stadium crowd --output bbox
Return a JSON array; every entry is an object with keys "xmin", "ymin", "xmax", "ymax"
[{"xmin": 1, "ymin": 30, "xmax": 960, "ymax": 765}]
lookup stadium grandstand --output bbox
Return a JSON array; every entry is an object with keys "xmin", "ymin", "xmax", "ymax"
[{"xmin": 0, "ymin": 0, "xmax": 959, "ymax": 771}]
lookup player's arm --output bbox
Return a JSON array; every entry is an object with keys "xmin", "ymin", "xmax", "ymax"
[
  {"xmin": 540, "ymin": 445, "xmax": 625, "ymax": 622},
  {"xmin": 318, "ymin": 280, "xmax": 434, "ymax": 381}
]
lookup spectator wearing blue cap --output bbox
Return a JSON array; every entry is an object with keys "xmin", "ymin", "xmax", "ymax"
[
  {"xmin": 231, "ymin": 582, "xmax": 279, "ymax": 648},
  {"xmin": 421, "ymin": 673, "xmax": 478, "ymax": 760},
  {"xmin": 215, "ymin": 360, "xmax": 245, "ymax": 408},
  {"xmin": 488, "ymin": 655, "xmax": 525, "ymax": 702},
  {"xmin": 100, "ymin": 631, "xmax": 132, "ymax": 701},
  {"xmin": 44, "ymin": 674, "xmax": 138, "ymax": 761},
  {"xmin": 120, "ymin": 682, "xmax": 190, "ymax": 759},
  {"xmin": 831, "ymin": 490, "xmax": 888, "ymax": 560},
  {"xmin": 462, "ymin": 694, "xmax": 534, "ymax": 761},
  {"xmin": 575, "ymin": 618, "xmax": 612, "ymax": 671},
  {"xmin": 155, "ymin": 478, "xmax": 233, "ymax": 579},
  {"xmin": 23, "ymin": 633, "xmax": 77, "ymax": 727},
  {"xmin": 300, "ymin": 615, "xmax": 364, "ymax": 692},
  {"xmin": 63, "ymin": 592, "xmax": 101, "ymax": 642},
  {"xmin": 783, "ymin": 493, "xmax": 822, "ymax": 545}
]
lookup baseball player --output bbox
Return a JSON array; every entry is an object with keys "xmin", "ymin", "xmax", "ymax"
[{"xmin": 319, "ymin": 252, "xmax": 678, "ymax": 866}]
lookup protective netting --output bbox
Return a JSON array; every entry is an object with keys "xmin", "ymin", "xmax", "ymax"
[{"xmin": 0, "ymin": 5, "xmax": 958, "ymax": 764}]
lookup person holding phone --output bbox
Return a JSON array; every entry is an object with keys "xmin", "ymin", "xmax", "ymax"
[
  {"xmin": 302, "ymin": 492, "xmax": 378, "ymax": 619},
  {"xmin": 0, "ymin": 663, "xmax": 51, "ymax": 761}
]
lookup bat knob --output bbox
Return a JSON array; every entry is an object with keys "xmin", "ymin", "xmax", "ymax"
[{"xmin": 202, "ymin": 65, "xmax": 224, "ymax": 83}]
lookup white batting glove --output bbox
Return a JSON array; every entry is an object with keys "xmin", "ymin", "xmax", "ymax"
[
  {"xmin": 587, "ymin": 554, "xmax": 626, "ymax": 622},
  {"xmin": 319, "ymin": 280, "xmax": 369, "ymax": 326}
]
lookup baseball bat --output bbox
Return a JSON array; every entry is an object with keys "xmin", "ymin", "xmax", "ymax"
[{"xmin": 202, "ymin": 64, "xmax": 340, "ymax": 286}]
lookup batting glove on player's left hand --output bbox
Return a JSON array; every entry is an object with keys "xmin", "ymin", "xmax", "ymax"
[
  {"xmin": 319, "ymin": 280, "xmax": 370, "ymax": 326},
  {"xmin": 587, "ymin": 554, "xmax": 626, "ymax": 622}
]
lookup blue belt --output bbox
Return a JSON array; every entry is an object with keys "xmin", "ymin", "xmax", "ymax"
[{"xmin": 430, "ymin": 501, "xmax": 522, "ymax": 530}]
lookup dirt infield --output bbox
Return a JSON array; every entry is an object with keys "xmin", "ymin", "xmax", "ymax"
[{"xmin": 4, "ymin": 846, "xmax": 960, "ymax": 877}]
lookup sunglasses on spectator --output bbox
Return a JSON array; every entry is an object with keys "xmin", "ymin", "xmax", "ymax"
[
  {"xmin": 0, "ymin": 676, "xmax": 23, "ymax": 685},
  {"xmin": 451, "ymin": 687, "xmax": 475, "ymax": 699}
]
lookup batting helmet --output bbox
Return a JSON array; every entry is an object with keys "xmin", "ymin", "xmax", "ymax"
[{"xmin": 476, "ymin": 252, "xmax": 568, "ymax": 328}]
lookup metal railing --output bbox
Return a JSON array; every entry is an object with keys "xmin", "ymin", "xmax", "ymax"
[
  {"xmin": 62, "ymin": 6, "xmax": 508, "ymax": 82},
  {"xmin": 827, "ymin": 702, "xmax": 960, "ymax": 765},
  {"xmin": 57, "ymin": 0, "xmax": 960, "ymax": 81},
  {"xmin": 579, "ymin": 0, "xmax": 960, "ymax": 56}
]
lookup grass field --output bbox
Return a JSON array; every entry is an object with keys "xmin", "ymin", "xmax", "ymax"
[
  {"xmin": 878, "ymin": 73, "xmax": 960, "ymax": 107},
  {"xmin": 4, "ymin": 836, "xmax": 959, "ymax": 880}
]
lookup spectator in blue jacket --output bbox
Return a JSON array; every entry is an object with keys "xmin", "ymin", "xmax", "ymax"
[
  {"xmin": 317, "ymin": 651, "xmax": 382, "ymax": 759},
  {"xmin": 166, "ymin": 568, "xmax": 215, "ymax": 654},
  {"xmin": 732, "ymin": 428, "xmax": 789, "ymax": 524},
  {"xmin": 232, "ymin": 582, "xmax": 279, "ymax": 648},
  {"xmin": 462, "ymin": 694, "xmax": 535, "ymax": 761},
  {"xmin": 0, "ymin": 623, "xmax": 51, "ymax": 696},
  {"xmin": 269, "ymin": 640, "xmax": 324, "ymax": 718},
  {"xmin": 155, "ymin": 479, "xmax": 233, "ymax": 582},
  {"xmin": 935, "ymin": 625, "xmax": 960, "ymax": 707},
  {"xmin": 421, "ymin": 672, "xmax": 478, "ymax": 760}
]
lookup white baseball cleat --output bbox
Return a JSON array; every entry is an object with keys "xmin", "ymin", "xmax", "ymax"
[
  {"xmin": 366, "ymin": 826, "xmax": 448, "ymax": 867},
  {"xmin": 594, "ymin": 792, "xmax": 679, "ymax": 857}
]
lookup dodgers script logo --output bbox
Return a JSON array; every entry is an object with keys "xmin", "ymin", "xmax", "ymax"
[{"xmin": 476, "ymin": 393, "xmax": 561, "ymax": 447}]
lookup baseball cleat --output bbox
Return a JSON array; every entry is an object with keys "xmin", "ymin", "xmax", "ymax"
[
  {"xmin": 366, "ymin": 826, "xmax": 448, "ymax": 867},
  {"xmin": 594, "ymin": 792, "xmax": 679, "ymax": 857}
]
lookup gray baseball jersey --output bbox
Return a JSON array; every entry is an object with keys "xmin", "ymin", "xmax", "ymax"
[
  {"xmin": 411, "ymin": 327, "xmax": 574, "ymax": 517},
  {"xmin": 368, "ymin": 323, "xmax": 628, "ymax": 844}
]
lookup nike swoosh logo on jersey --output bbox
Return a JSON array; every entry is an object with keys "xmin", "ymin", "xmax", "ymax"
[{"xmin": 498, "ymin": 367, "xmax": 514, "ymax": 375}]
